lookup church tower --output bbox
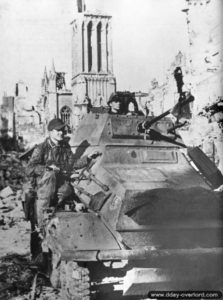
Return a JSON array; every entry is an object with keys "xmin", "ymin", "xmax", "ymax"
[{"xmin": 71, "ymin": 1, "xmax": 116, "ymax": 107}]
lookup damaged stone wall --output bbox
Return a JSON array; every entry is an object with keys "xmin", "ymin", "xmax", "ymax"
[
  {"xmin": 13, "ymin": 81, "xmax": 44, "ymax": 148},
  {"xmin": 0, "ymin": 96, "xmax": 15, "ymax": 139},
  {"xmin": 146, "ymin": 51, "xmax": 191, "ymax": 116},
  {"xmin": 163, "ymin": 51, "xmax": 191, "ymax": 111},
  {"xmin": 39, "ymin": 64, "xmax": 73, "ymax": 132},
  {"xmin": 183, "ymin": 0, "xmax": 223, "ymax": 173},
  {"xmin": 0, "ymin": 81, "xmax": 44, "ymax": 150},
  {"xmin": 146, "ymin": 0, "xmax": 223, "ymax": 173},
  {"xmin": 184, "ymin": 0, "xmax": 222, "ymax": 112}
]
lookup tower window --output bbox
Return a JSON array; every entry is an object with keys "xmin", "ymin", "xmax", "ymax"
[
  {"xmin": 82, "ymin": 22, "xmax": 85, "ymax": 72},
  {"xmin": 60, "ymin": 106, "xmax": 71, "ymax": 125},
  {"xmin": 106, "ymin": 23, "xmax": 109, "ymax": 72},
  {"xmin": 97, "ymin": 22, "xmax": 102, "ymax": 72},
  {"xmin": 87, "ymin": 21, "xmax": 92, "ymax": 72}
]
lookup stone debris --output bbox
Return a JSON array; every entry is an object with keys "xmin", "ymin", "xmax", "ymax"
[
  {"xmin": 0, "ymin": 150, "xmax": 62, "ymax": 300},
  {"xmin": 0, "ymin": 253, "xmax": 62, "ymax": 300},
  {"xmin": 9, "ymin": 287, "xmax": 61, "ymax": 300},
  {"xmin": 0, "ymin": 254, "xmax": 61, "ymax": 300},
  {"xmin": 0, "ymin": 152, "xmax": 27, "ymax": 192},
  {"xmin": 0, "ymin": 254, "xmax": 33, "ymax": 300},
  {"xmin": 0, "ymin": 151, "xmax": 28, "ymax": 230},
  {"xmin": 0, "ymin": 186, "xmax": 14, "ymax": 198},
  {"xmin": 0, "ymin": 190, "xmax": 24, "ymax": 229}
]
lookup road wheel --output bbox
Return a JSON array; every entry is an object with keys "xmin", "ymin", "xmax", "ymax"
[{"xmin": 60, "ymin": 260, "xmax": 90, "ymax": 300}]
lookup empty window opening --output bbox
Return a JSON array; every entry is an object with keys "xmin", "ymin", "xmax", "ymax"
[
  {"xmin": 61, "ymin": 106, "xmax": 71, "ymax": 125},
  {"xmin": 87, "ymin": 21, "xmax": 92, "ymax": 72},
  {"xmin": 97, "ymin": 22, "xmax": 102, "ymax": 72}
]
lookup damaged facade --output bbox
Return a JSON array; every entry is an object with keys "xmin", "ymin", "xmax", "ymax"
[
  {"xmin": 146, "ymin": 51, "xmax": 190, "ymax": 116},
  {"xmin": 0, "ymin": 81, "xmax": 44, "ymax": 149},
  {"xmin": 14, "ymin": 81, "xmax": 43, "ymax": 147},
  {"xmin": 184, "ymin": 0, "xmax": 222, "ymax": 112},
  {"xmin": 0, "ymin": 95, "xmax": 15, "ymax": 139},
  {"xmin": 39, "ymin": 62, "xmax": 73, "ymax": 129},
  {"xmin": 144, "ymin": 0, "xmax": 222, "ymax": 171},
  {"xmin": 183, "ymin": 0, "xmax": 223, "ymax": 172}
]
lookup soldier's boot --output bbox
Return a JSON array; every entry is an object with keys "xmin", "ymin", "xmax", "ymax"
[{"xmin": 31, "ymin": 199, "xmax": 49, "ymax": 270}]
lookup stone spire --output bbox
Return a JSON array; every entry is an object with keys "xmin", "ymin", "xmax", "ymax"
[
  {"xmin": 43, "ymin": 66, "xmax": 48, "ymax": 82},
  {"xmin": 41, "ymin": 66, "xmax": 49, "ymax": 93},
  {"xmin": 47, "ymin": 60, "xmax": 57, "ymax": 92},
  {"xmin": 51, "ymin": 59, "xmax": 56, "ymax": 74},
  {"xmin": 49, "ymin": 59, "xmax": 56, "ymax": 82}
]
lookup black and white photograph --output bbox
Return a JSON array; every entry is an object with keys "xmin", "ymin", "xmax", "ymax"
[{"xmin": 0, "ymin": 0, "xmax": 223, "ymax": 299}]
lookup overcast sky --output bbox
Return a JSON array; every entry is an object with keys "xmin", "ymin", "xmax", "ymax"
[{"xmin": 0, "ymin": 0, "xmax": 188, "ymax": 103}]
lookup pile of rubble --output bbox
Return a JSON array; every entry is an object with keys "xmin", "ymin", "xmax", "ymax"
[
  {"xmin": 0, "ymin": 252, "xmax": 62, "ymax": 300},
  {"xmin": 0, "ymin": 151, "xmax": 28, "ymax": 229},
  {"xmin": 0, "ymin": 254, "xmax": 33, "ymax": 299},
  {"xmin": 0, "ymin": 150, "xmax": 62, "ymax": 299},
  {"xmin": 0, "ymin": 152, "xmax": 27, "ymax": 191},
  {"xmin": 0, "ymin": 186, "xmax": 25, "ymax": 229}
]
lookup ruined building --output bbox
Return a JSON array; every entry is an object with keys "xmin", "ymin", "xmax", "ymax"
[
  {"xmin": 148, "ymin": 0, "xmax": 222, "ymax": 118},
  {"xmin": 144, "ymin": 0, "xmax": 222, "ymax": 171},
  {"xmin": 0, "ymin": 81, "xmax": 43, "ymax": 148},
  {"xmin": 147, "ymin": 51, "xmax": 190, "ymax": 116},
  {"xmin": 0, "ymin": 95, "xmax": 15, "ymax": 139},
  {"xmin": 183, "ymin": 0, "xmax": 222, "ymax": 112},
  {"xmin": 14, "ymin": 81, "xmax": 43, "ymax": 146},
  {"xmin": 183, "ymin": 0, "xmax": 223, "ymax": 172},
  {"xmin": 40, "ymin": 62, "xmax": 73, "ymax": 129}
]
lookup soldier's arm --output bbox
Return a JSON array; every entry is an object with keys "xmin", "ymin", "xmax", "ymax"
[{"xmin": 26, "ymin": 144, "xmax": 46, "ymax": 177}]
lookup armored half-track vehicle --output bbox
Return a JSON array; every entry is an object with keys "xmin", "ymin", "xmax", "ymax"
[{"xmin": 42, "ymin": 102, "xmax": 223, "ymax": 300}]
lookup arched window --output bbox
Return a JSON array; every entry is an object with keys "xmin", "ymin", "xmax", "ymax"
[
  {"xmin": 97, "ymin": 22, "xmax": 102, "ymax": 72},
  {"xmin": 60, "ymin": 106, "xmax": 72, "ymax": 125},
  {"xmin": 106, "ymin": 23, "xmax": 109, "ymax": 72},
  {"xmin": 82, "ymin": 22, "xmax": 85, "ymax": 72},
  {"xmin": 87, "ymin": 21, "xmax": 92, "ymax": 72}
]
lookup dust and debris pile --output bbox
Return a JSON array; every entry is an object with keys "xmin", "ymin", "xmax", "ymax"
[
  {"xmin": 0, "ymin": 152, "xmax": 27, "ymax": 192},
  {"xmin": 0, "ymin": 254, "xmax": 33, "ymax": 299},
  {"xmin": 0, "ymin": 150, "xmax": 61, "ymax": 300}
]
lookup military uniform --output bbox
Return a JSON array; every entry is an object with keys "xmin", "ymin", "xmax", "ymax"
[
  {"xmin": 27, "ymin": 136, "xmax": 89, "ymax": 213},
  {"xmin": 26, "ymin": 137, "xmax": 90, "ymax": 258}
]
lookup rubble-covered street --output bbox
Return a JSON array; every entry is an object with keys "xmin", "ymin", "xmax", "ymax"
[
  {"xmin": 0, "ymin": 215, "xmax": 61, "ymax": 300},
  {"xmin": 0, "ymin": 151, "xmax": 29, "ymax": 246},
  {"xmin": 0, "ymin": 151, "xmax": 61, "ymax": 300}
]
